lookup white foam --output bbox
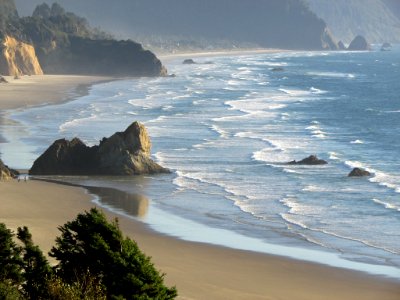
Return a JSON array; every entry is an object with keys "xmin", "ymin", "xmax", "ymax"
[
  {"xmin": 59, "ymin": 114, "xmax": 97, "ymax": 132},
  {"xmin": 345, "ymin": 161, "xmax": 400, "ymax": 193},
  {"xmin": 329, "ymin": 152, "xmax": 340, "ymax": 160},
  {"xmin": 350, "ymin": 139, "xmax": 364, "ymax": 144},
  {"xmin": 307, "ymin": 72, "xmax": 356, "ymax": 79},
  {"xmin": 310, "ymin": 87, "xmax": 327, "ymax": 94},
  {"xmin": 210, "ymin": 124, "xmax": 229, "ymax": 138},
  {"xmin": 279, "ymin": 88, "xmax": 311, "ymax": 97},
  {"xmin": 372, "ymin": 198, "xmax": 400, "ymax": 212}
]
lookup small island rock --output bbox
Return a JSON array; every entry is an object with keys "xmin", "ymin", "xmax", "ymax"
[
  {"xmin": 347, "ymin": 35, "xmax": 371, "ymax": 51},
  {"xmin": 183, "ymin": 59, "xmax": 196, "ymax": 64},
  {"xmin": 348, "ymin": 168, "xmax": 371, "ymax": 177},
  {"xmin": 29, "ymin": 121, "xmax": 169, "ymax": 175},
  {"xmin": 288, "ymin": 155, "xmax": 328, "ymax": 165}
]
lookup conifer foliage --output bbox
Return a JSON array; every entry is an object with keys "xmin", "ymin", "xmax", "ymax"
[{"xmin": 0, "ymin": 208, "xmax": 177, "ymax": 299}]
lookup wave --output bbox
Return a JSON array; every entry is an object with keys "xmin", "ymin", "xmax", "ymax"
[
  {"xmin": 350, "ymin": 139, "xmax": 364, "ymax": 144},
  {"xmin": 210, "ymin": 124, "xmax": 229, "ymax": 138},
  {"xmin": 372, "ymin": 198, "xmax": 400, "ymax": 212},
  {"xmin": 329, "ymin": 152, "xmax": 340, "ymax": 160},
  {"xmin": 307, "ymin": 71, "xmax": 356, "ymax": 79},
  {"xmin": 252, "ymin": 148, "xmax": 291, "ymax": 164},
  {"xmin": 59, "ymin": 114, "xmax": 97, "ymax": 132},
  {"xmin": 345, "ymin": 161, "xmax": 400, "ymax": 193}
]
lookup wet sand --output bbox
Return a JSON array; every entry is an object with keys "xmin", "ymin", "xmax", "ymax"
[{"xmin": 0, "ymin": 179, "xmax": 399, "ymax": 300}]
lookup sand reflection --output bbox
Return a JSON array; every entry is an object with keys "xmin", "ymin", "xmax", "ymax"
[{"xmin": 86, "ymin": 186, "xmax": 149, "ymax": 217}]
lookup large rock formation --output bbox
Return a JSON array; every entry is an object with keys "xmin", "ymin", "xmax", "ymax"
[
  {"xmin": 347, "ymin": 35, "xmax": 371, "ymax": 51},
  {"xmin": 0, "ymin": 35, "xmax": 43, "ymax": 76},
  {"xmin": 0, "ymin": 159, "xmax": 18, "ymax": 180},
  {"xmin": 29, "ymin": 121, "xmax": 169, "ymax": 175},
  {"xmin": 288, "ymin": 155, "xmax": 328, "ymax": 165}
]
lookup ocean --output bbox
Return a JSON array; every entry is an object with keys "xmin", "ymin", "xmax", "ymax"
[{"xmin": 1, "ymin": 46, "xmax": 400, "ymax": 278}]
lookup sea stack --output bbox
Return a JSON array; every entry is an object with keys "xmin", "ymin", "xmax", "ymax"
[
  {"xmin": 29, "ymin": 121, "xmax": 169, "ymax": 175},
  {"xmin": 347, "ymin": 35, "xmax": 371, "ymax": 51},
  {"xmin": 288, "ymin": 155, "xmax": 328, "ymax": 165},
  {"xmin": 348, "ymin": 168, "xmax": 371, "ymax": 177}
]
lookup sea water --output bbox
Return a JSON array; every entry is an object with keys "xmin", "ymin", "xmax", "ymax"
[{"xmin": 1, "ymin": 46, "xmax": 400, "ymax": 278}]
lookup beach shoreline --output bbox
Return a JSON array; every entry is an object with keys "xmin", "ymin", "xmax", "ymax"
[
  {"xmin": 0, "ymin": 53, "xmax": 399, "ymax": 298},
  {"xmin": 0, "ymin": 178, "xmax": 399, "ymax": 299}
]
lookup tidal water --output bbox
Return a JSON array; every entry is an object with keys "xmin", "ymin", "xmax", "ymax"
[{"xmin": 1, "ymin": 46, "xmax": 400, "ymax": 278}]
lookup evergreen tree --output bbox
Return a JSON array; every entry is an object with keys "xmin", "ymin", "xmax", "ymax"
[
  {"xmin": 0, "ymin": 223, "xmax": 23, "ymax": 286},
  {"xmin": 17, "ymin": 226, "xmax": 52, "ymax": 299},
  {"xmin": 50, "ymin": 208, "xmax": 177, "ymax": 299}
]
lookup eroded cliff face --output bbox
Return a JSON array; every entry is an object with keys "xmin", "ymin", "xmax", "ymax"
[{"xmin": 0, "ymin": 35, "xmax": 43, "ymax": 76}]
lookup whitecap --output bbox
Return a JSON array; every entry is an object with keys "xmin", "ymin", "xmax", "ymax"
[
  {"xmin": 310, "ymin": 87, "xmax": 327, "ymax": 94},
  {"xmin": 59, "ymin": 114, "xmax": 97, "ymax": 132},
  {"xmin": 350, "ymin": 140, "xmax": 364, "ymax": 144},
  {"xmin": 329, "ymin": 152, "xmax": 340, "ymax": 160},
  {"xmin": 372, "ymin": 198, "xmax": 400, "ymax": 212}
]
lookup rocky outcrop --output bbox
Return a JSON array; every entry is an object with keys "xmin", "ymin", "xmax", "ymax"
[
  {"xmin": 36, "ymin": 36, "xmax": 167, "ymax": 76},
  {"xmin": 288, "ymin": 155, "xmax": 328, "ymax": 165},
  {"xmin": 338, "ymin": 41, "xmax": 346, "ymax": 50},
  {"xmin": 348, "ymin": 168, "xmax": 371, "ymax": 177},
  {"xmin": 0, "ymin": 35, "xmax": 43, "ymax": 76},
  {"xmin": 381, "ymin": 42, "xmax": 392, "ymax": 51},
  {"xmin": 0, "ymin": 159, "xmax": 18, "ymax": 180},
  {"xmin": 347, "ymin": 35, "xmax": 371, "ymax": 51},
  {"xmin": 183, "ymin": 59, "xmax": 196, "ymax": 64},
  {"xmin": 29, "ymin": 121, "xmax": 169, "ymax": 175}
]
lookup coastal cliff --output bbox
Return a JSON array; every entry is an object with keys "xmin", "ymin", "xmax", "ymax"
[
  {"xmin": 30, "ymin": 121, "xmax": 169, "ymax": 175},
  {"xmin": 0, "ymin": 158, "xmax": 18, "ymax": 180},
  {"xmin": 0, "ymin": 1, "xmax": 166, "ymax": 76},
  {"xmin": 0, "ymin": 35, "xmax": 43, "ymax": 76}
]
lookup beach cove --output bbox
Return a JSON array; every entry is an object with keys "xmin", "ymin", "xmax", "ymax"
[{"xmin": 1, "ymin": 49, "xmax": 400, "ymax": 299}]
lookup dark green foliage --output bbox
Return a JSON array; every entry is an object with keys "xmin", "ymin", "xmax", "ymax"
[
  {"xmin": 50, "ymin": 208, "xmax": 177, "ymax": 299},
  {"xmin": 0, "ymin": 223, "xmax": 23, "ymax": 286},
  {"xmin": 17, "ymin": 227, "xmax": 52, "ymax": 299},
  {"xmin": 0, "ymin": 209, "xmax": 177, "ymax": 299}
]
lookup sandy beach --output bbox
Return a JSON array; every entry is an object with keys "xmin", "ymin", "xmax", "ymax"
[
  {"xmin": 0, "ymin": 70, "xmax": 399, "ymax": 299},
  {"xmin": 0, "ymin": 180, "xmax": 399, "ymax": 300},
  {"xmin": 0, "ymin": 75, "xmax": 112, "ymax": 110}
]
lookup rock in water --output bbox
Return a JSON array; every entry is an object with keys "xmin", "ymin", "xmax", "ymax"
[
  {"xmin": 288, "ymin": 155, "xmax": 328, "ymax": 165},
  {"xmin": 348, "ymin": 168, "xmax": 371, "ymax": 177},
  {"xmin": 183, "ymin": 59, "xmax": 196, "ymax": 64},
  {"xmin": 347, "ymin": 35, "xmax": 371, "ymax": 51},
  {"xmin": 29, "ymin": 122, "xmax": 169, "ymax": 175}
]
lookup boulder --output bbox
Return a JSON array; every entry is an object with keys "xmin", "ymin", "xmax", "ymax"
[
  {"xmin": 183, "ymin": 59, "xmax": 196, "ymax": 64},
  {"xmin": 0, "ymin": 76, "xmax": 8, "ymax": 83},
  {"xmin": 29, "ymin": 121, "xmax": 169, "ymax": 175},
  {"xmin": 288, "ymin": 155, "xmax": 328, "ymax": 165},
  {"xmin": 0, "ymin": 159, "xmax": 19, "ymax": 180},
  {"xmin": 348, "ymin": 168, "xmax": 371, "ymax": 177},
  {"xmin": 347, "ymin": 35, "xmax": 371, "ymax": 51}
]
